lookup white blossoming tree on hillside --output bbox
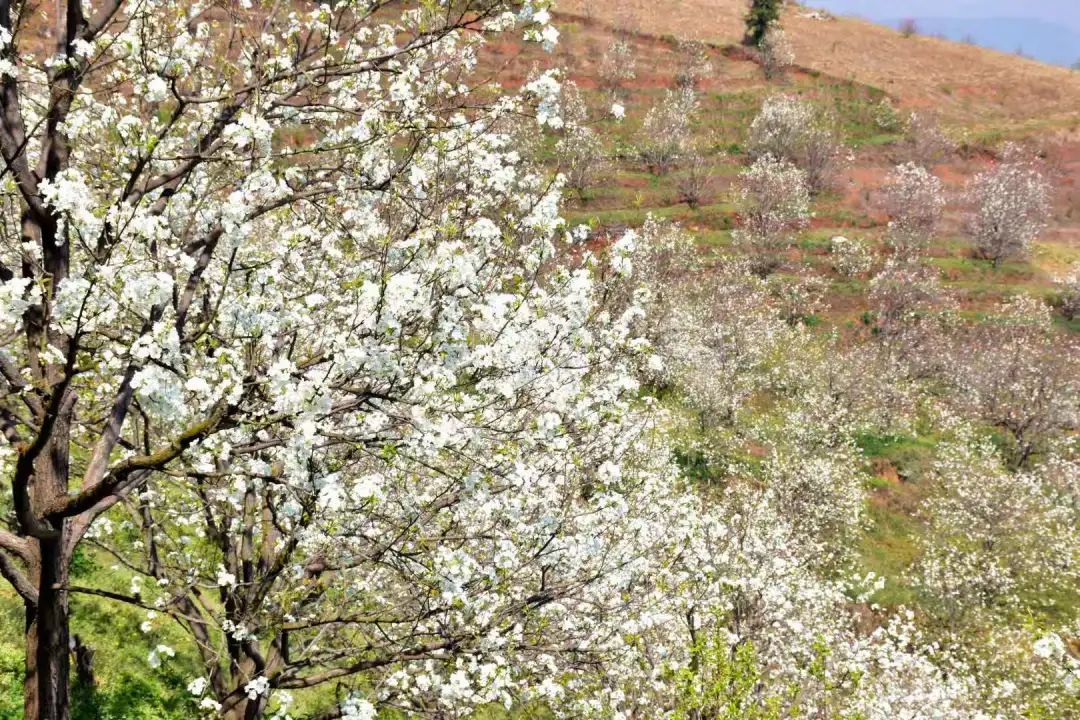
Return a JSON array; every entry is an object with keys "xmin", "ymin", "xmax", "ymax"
[
  {"xmin": 913, "ymin": 429, "xmax": 1080, "ymax": 627},
  {"xmin": 747, "ymin": 94, "xmax": 842, "ymax": 194},
  {"xmin": 945, "ymin": 297, "xmax": 1079, "ymax": 468},
  {"xmin": 732, "ymin": 155, "xmax": 810, "ymax": 276},
  {"xmin": 868, "ymin": 258, "xmax": 948, "ymax": 370},
  {"xmin": 901, "ymin": 112, "xmax": 955, "ymax": 168},
  {"xmin": 1057, "ymin": 263, "xmax": 1080, "ymax": 320},
  {"xmin": 555, "ymin": 81, "xmax": 607, "ymax": 197},
  {"xmin": 598, "ymin": 37, "xmax": 637, "ymax": 96},
  {"xmin": 639, "ymin": 86, "xmax": 698, "ymax": 175},
  {"xmin": 965, "ymin": 149, "xmax": 1052, "ymax": 267},
  {"xmin": 760, "ymin": 23, "xmax": 794, "ymax": 79},
  {"xmin": 881, "ymin": 162, "xmax": 946, "ymax": 257}
]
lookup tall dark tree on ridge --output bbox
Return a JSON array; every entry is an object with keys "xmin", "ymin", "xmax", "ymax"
[{"xmin": 744, "ymin": 0, "xmax": 782, "ymax": 46}]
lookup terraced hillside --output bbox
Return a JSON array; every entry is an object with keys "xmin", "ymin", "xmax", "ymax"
[
  {"xmin": 0, "ymin": 3, "xmax": 1077, "ymax": 718},
  {"xmin": 480, "ymin": 0, "xmax": 1080, "ymax": 628},
  {"xmin": 481, "ymin": 5, "xmax": 1080, "ymax": 327}
]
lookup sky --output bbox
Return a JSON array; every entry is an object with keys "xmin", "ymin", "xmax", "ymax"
[{"xmin": 806, "ymin": 0, "xmax": 1080, "ymax": 66}]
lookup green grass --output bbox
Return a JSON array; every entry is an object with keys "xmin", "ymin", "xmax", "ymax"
[
  {"xmin": 930, "ymin": 256, "xmax": 1034, "ymax": 277},
  {"xmin": 564, "ymin": 200, "xmax": 737, "ymax": 229},
  {"xmin": 0, "ymin": 587, "xmax": 195, "ymax": 720},
  {"xmin": 855, "ymin": 431, "xmax": 936, "ymax": 468},
  {"xmin": 1054, "ymin": 314, "xmax": 1080, "ymax": 334},
  {"xmin": 858, "ymin": 504, "xmax": 922, "ymax": 608}
]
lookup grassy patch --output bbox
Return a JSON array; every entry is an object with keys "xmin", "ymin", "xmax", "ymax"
[
  {"xmin": 854, "ymin": 432, "xmax": 938, "ymax": 483},
  {"xmin": 564, "ymin": 200, "xmax": 736, "ymax": 229},
  {"xmin": 859, "ymin": 504, "xmax": 922, "ymax": 607}
]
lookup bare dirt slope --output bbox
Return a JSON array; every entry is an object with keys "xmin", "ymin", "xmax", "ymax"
[{"xmin": 556, "ymin": 0, "xmax": 1080, "ymax": 131}]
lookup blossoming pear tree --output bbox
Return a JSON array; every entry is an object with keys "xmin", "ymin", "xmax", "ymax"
[
  {"xmin": 0, "ymin": 1, "xmax": 588, "ymax": 716},
  {"xmin": 946, "ymin": 296, "xmax": 1079, "ymax": 468},
  {"xmin": 746, "ymin": 94, "xmax": 841, "ymax": 194},
  {"xmin": 913, "ymin": 428, "xmax": 1080, "ymax": 624},
  {"xmin": 1057, "ymin": 262, "xmax": 1080, "ymax": 320},
  {"xmin": 881, "ymin": 162, "xmax": 946, "ymax": 257},
  {"xmin": 965, "ymin": 146, "xmax": 1052, "ymax": 267},
  {"xmin": 732, "ymin": 154, "xmax": 809, "ymax": 276},
  {"xmin": 638, "ymin": 86, "xmax": 698, "ymax": 175}
]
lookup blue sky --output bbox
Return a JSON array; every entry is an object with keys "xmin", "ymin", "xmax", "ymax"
[{"xmin": 807, "ymin": 0, "xmax": 1080, "ymax": 66}]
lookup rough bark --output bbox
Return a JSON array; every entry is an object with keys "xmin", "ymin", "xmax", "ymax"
[{"xmin": 25, "ymin": 536, "xmax": 71, "ymax": 720}]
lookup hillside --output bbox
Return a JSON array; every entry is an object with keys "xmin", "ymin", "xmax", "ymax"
[
  {"xmin": 0, "ymin": 3, "xmax": 1077, "ymax": 719},
  {"xmin": 482, "ymin": 3, "xmax": 1080, "ymax": 661},
  {"xmin": 484, "ymin": 6, "xmax": 1080, "ymax": 322},
  {"xmin": 558, "ymin": 0, "xmax": 1080, "ymax": 131}
]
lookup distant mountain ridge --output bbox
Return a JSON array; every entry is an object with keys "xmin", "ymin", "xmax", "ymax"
[{"xmin": 881, "ymin": 16, "xmax": 1080, "ymax": 67}]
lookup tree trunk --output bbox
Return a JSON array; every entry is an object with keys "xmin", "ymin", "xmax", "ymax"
[
  {"xmin": 24, "ymin": 535, "xmax": 71, "ymax": 720},
  {"xmin": 18, "ymin": 340, "xmax": 76, "ymax": 720}
]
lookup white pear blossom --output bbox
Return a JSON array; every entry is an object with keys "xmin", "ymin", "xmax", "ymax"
[
  {"xmin": 244, "ymin": 676, "xmax": 270, "ymax": 700},
  {"xmin": 1033, "ymin": 634, "xmax": 1065, "ymax": 660},
  {"xmin": 147, "ymin": 644, "xmax": 174, "ymax": 669}
]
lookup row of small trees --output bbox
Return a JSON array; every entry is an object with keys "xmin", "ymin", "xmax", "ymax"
[
  {"xmin": 883, "ymin": 148, "xmax": 1051, "ymax": 266},
  {"xmin": 561, "ymin": 68, "xmax": 1053, "ymax": 271}
]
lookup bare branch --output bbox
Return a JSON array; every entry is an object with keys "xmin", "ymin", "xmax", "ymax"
[{"xmin": 0, "ymin": 548, "xmax": 36, "ymax": 603}]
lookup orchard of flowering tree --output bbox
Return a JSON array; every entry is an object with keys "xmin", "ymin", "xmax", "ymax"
[{"xmin": 0, "ymin": 1, "xmax": 1078, "ymax": 720}]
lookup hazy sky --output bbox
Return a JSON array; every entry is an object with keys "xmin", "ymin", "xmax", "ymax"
[
  {"xmin": 808, "ymin": 0, "xmax": 1080, "ymax": 30},
  {"xmin": 808, "ymin": 0, "xmax": 1080, "ymax": 65}
]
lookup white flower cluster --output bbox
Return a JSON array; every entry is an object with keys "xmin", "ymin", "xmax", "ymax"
[{"xmin": 829, "ymin": 235, "xmax": 875, "ymax": 277}]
